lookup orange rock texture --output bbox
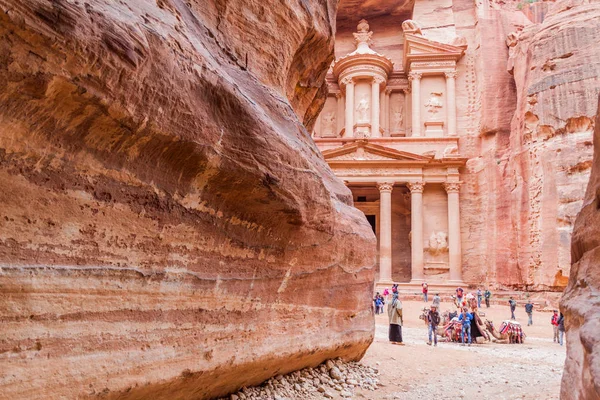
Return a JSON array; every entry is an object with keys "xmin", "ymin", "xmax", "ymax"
[
  {"xmin": 0, "ymin": 0, "xmax": 376, "ymax": 399},
  {"xmin": 560, "ymin": 94, "xmax": 600, "ymax": 399}
]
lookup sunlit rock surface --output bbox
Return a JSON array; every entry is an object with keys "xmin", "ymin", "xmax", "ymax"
[{"xmin": 0, "ymin": 0, "xmax": 376, "ymax": 399}]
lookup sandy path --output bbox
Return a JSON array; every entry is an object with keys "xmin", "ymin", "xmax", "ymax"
[{"xmin": 352, "ymin": 300, "xmax": 566, "ymax": 400}]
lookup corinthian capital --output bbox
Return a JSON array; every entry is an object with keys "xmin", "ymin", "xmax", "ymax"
[
  {"xmin": 341, "ymin": 76, "xmax": 354, "ymax": 86},
  {"xmin": 377, "ymin": 182, "xmax": 394, "ymax": 193},
  {"xmin": 443, "ymin": 182, "xmax": 461, "ymax": 193},
  {"xmin": 445, "ymin": 71, "xmax": 458, "ymax": 79},
  {"xmin": 373, "ymin": 76, "xmax": 385, "ymax": 85},
  {"xmin": 407, "ymin": 181, "xmax": 425, "ymax": 193},
  {"xmin": 408, "ymin": 71, "xmax": 422, "ymax": 81}
]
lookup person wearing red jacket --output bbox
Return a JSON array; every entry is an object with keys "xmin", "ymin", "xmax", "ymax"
[{"xmin": 551, "ymin": 310, "xmax": 560, "ymax": 343}]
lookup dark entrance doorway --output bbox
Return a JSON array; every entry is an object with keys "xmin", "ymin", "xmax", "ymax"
[{"xmin": 366, "ymin": 215, "xmax": 376, "ymax": 234}]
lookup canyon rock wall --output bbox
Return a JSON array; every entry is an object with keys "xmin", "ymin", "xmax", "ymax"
[
  {"xmin": 0, "ymin": 1, "xmax": 376, "ymax": 399},
  {"xmin": 560, "ymin": 94, "xmax": 600, "ymax": 400},
  {"xmin": 464, "ymin": 0, "xmax": 599, "ymax": 290}
]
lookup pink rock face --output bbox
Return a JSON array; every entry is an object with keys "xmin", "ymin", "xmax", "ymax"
[
  {"xmin": 560, "ymin": 94, "xmax": 600, "ymax": 399},
  {"xmin": 0, "ymin": 1, "xmax": 376, "ymax": 399},
  {"xmin": 462, "ymin": 0, "xmax": 599, "ymax": 290}
]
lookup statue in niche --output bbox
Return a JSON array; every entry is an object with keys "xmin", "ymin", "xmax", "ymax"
[
  {"xmin": 427, "ymin": 231, "xmax": 448, "ymax": 255},
  {"xmin": 424, "ymin": 92, "xmax": 443, "ymax": 121},
  {"xmin": 322, "ymin": 112, "xmax": 336, "ymax": 136},
  {"xmin": 392, "ymin": 106, "xmax": 404, "ymax": 131},
  {"xmin": 356, "ymin": 95, "xmax": 370, "ymax": 122}
]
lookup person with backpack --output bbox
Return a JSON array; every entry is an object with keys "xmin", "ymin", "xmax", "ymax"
[
  {"xmin": 374, "ymin": 296, "xmax": 383, "ymax": 315},
  {"xmin": 484, "ymin": 288, "xmax": 491, "ymax": 308},
  {"xmin": 551, "ymin": 310, "xmax": 560, "ymax": 343},
  {"xmin": 458, "ymin": 307, "xmax": 472, "ymax": 346},
  {"xmin": 509, "ymin": 297, "xmax": 517, "ymax": 320},
  {"xmin": 422, "ymin": 282, "xmax": 429, "ymax": 303},
  {"xmin": 427, "ymin": 305, "xmax": 441, "ymax": 346},
  {"xmin": 525, "ymin": 300, "xmax": 534, "ymax": 326},
  {"xmin": 558, "ymin": 313, "xmax": 565, "ymax": 346}
]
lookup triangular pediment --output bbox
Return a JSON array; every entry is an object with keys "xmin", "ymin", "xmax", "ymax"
[
  {"xmin": 322, "ymin": 141, "xmax": 433, "ymax": 162},
  {"xmin": 403, "ymin": 34, "xmax": 466, "ymax": 70}
]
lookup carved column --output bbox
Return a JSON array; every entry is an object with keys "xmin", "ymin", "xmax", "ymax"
[
  {"xmin": 384, "ymin": 88, "xmax": 392, "ymax": 136},
  {"xmin": 445, "ymin": 71, "xmax": 457, "ymax": 136},
  {"xmin": 444, "ymin": 182, "xmax": 463, "ymax": 282},
  {"xmin": 408, "ymin": 181, "xmax": 425, "ymax": 282},
  {"xmin": 343, "ymin": 77, "xmax": 354, "ymax": 138},
  {"xmin": 377, "ymin": 182, "xmax": 394, "ymax": 284},
  {"xmin": 409, "ymin": 72, "xmax": 422, "ymax": 137},
  {"xmin": 336, "ymin": 92, "xmax": 345, "ymax": 136},
  {"xmin": 371, "ymin": 77, "xmax": 383, "ymax": 137}
]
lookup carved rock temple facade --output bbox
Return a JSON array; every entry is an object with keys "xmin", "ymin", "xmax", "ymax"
[
  {"xmin": 315, "ymin": 0, "xmax": 598, "ymax": 292},
  {"xmin": 314, "ymin": 20, "xmax": 468, "ymax": 288}
]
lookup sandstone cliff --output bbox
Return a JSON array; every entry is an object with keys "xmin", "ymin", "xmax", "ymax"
[
  {"xmin": 560, "ymin": 94, "xmax": 600, "ymax": 399},
  {"xmin": 463, "ymin": 0, "xmax": 599, "ymax": 290},
  {"xmin": 0, "ymin": 1, "xmax": 376, "ymax": 399}
]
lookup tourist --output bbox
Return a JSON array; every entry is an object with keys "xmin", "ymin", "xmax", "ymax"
[
  {"xmin": 373, "ymin": 293, "xmax": 382, "ymax": 315},
  {"xmin": 458, "ymin": 306, "xmax": 472, "ymax": 346},
  {"xmin": 427, "ymin": 305, "xmax": 441, "ymax": 347},
  {"xmin": 477, "ymin": 288, "xmax": 483, "ymax": 309},
  {"xmin": 375, "ymin": 296, "xmax": 384, "ymax": 315},
  {"xmin": 379, "ymin": 295, "xmax": 385, "ymax": 314},
  {"xmin": 456, "ymin": 287, "xmax": 464, "ymax": 308},
  {"xmin": 432, "ymin": 293, "xmax": 441, "ymax": 310},
  {"xmin": 383, "ymin": 287, "xmax": 390, "ymax": 302},
  {"xmin": 392, "ymin": 283, "xmax": 398, "ymax": 294},
  {"xmin": 484, "ymin": 288, "xmax": 491, "ymax": 308},
  {"xmin": 422, "ymin": 282, "xmax": 428, "ymax": 302},
  {"xmin": 509, "ymin": 297, "xmax": 517, "ymax": 320},
  {"xmin": 525, "ymin": 300, "xmax": 534, "ymax": 326},
  {"xmin": 558, "ymin": 313, "xmax": 565, "ymax": 346},
  {"xmin": 387, "ymin": 293, "xmax": 404, "ymax": 345},
  {"xmin": 551, "ymin": 310, "xmax": 560, "ymax": 343}
]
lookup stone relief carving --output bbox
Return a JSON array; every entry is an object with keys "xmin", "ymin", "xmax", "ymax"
[
  {"xmin": 427, "ymin": 231, "xmax": 448, "ymax": 255},
  {"xmin": 424, "ymin": 92, "xmax": 443, "ymax": 120},
  {"xmin": 354, "ymin": 19, "xmax": 373, "ymax": 47},
  {"xmin": 330, "ymin": 152, "xmax": 396, "ymax": 161},
  {"xmin": 377, "ymin": 182, "xmax": 394, "ymax": 193},
  {"xmin": 407, "ymin": 181, "xmax": 425, "ymax": 193},
  {"xmin": 322, "ymin": 112, "xmax": 336, "ymax": 136},
  {"xmin": 443, "ymin": 145, "xmax": 459, "ymax": 157},
  {"xmin": 443, "ymin": 182, "xmax": 461, "ymax": 193},
  {"xmin": 356, "ymin": 95, "xmax": 370, "ymax": 122},
  {"xmin": 392, "ymin": 106, "xmax": 404, "ymax": 131}
]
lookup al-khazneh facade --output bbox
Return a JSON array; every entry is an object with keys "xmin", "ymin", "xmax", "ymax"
[{"xmin": 313, "ymin": 19, "xmax": 469, "ymax": 289}]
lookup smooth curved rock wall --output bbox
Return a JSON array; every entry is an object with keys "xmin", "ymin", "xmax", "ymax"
[
  {"xmin": 560, "ymin": 94, "xmax": 600, "ymax": 400},
  {"xmin": 0, "ymin": 1, "xmax": 376, "ymax": 399}
]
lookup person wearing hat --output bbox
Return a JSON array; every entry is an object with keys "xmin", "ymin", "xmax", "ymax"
[
  {"xmin": 387, "ymin": 292, "xmax": 404, "ymax": 345},
  {"xmin": 427, "ymin": 304, "xmax": 441, "ymax": 346}
]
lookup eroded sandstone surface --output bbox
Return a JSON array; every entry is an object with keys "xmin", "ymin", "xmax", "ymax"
[
  {"xmin": 0, "ymin": 1, "xmax": 376, "ymax": 399},
  {"xmin": 560, "ymin": 94, "xmax": 600, "ymax": 399}
]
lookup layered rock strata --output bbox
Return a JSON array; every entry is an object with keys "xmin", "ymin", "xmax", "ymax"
[
  {"xmin": 0, "ymin": 1, "xmax": 376, "ymax": 399},
  {"xmin": 560, "ymin": 94, "xmax": 600, "ymax": 400},
  {"xmin": 462, "ymin": 0, "xmax": 599, "ymax": 290}
]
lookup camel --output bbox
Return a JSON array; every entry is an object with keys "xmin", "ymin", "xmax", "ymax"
[{"xmin": 484, "ymin": 320, "xmax": 525, "ymax": 344}]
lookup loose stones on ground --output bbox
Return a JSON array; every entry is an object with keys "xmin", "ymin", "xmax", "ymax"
[{"xmin": 222, "ymin": 358, "xmax": 379, "ymax": 400}]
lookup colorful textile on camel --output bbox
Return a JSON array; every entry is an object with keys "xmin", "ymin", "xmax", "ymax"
[{"xmin": 499, "ymin": 320, "xmax": 525, "ymax": 339}]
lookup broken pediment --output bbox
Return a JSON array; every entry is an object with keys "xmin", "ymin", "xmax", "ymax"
[
  {"xmin": 403, "ymin": 33, "xmax": 467, "ymax": 71},
  {"xmin": 322, "ymin": 141, "xmax": 433, "ymax": 162}
]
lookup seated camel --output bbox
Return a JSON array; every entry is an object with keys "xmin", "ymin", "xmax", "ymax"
[{"xmin": 484, "ymin": 320, "xmax": 525, "ymax": 344}]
